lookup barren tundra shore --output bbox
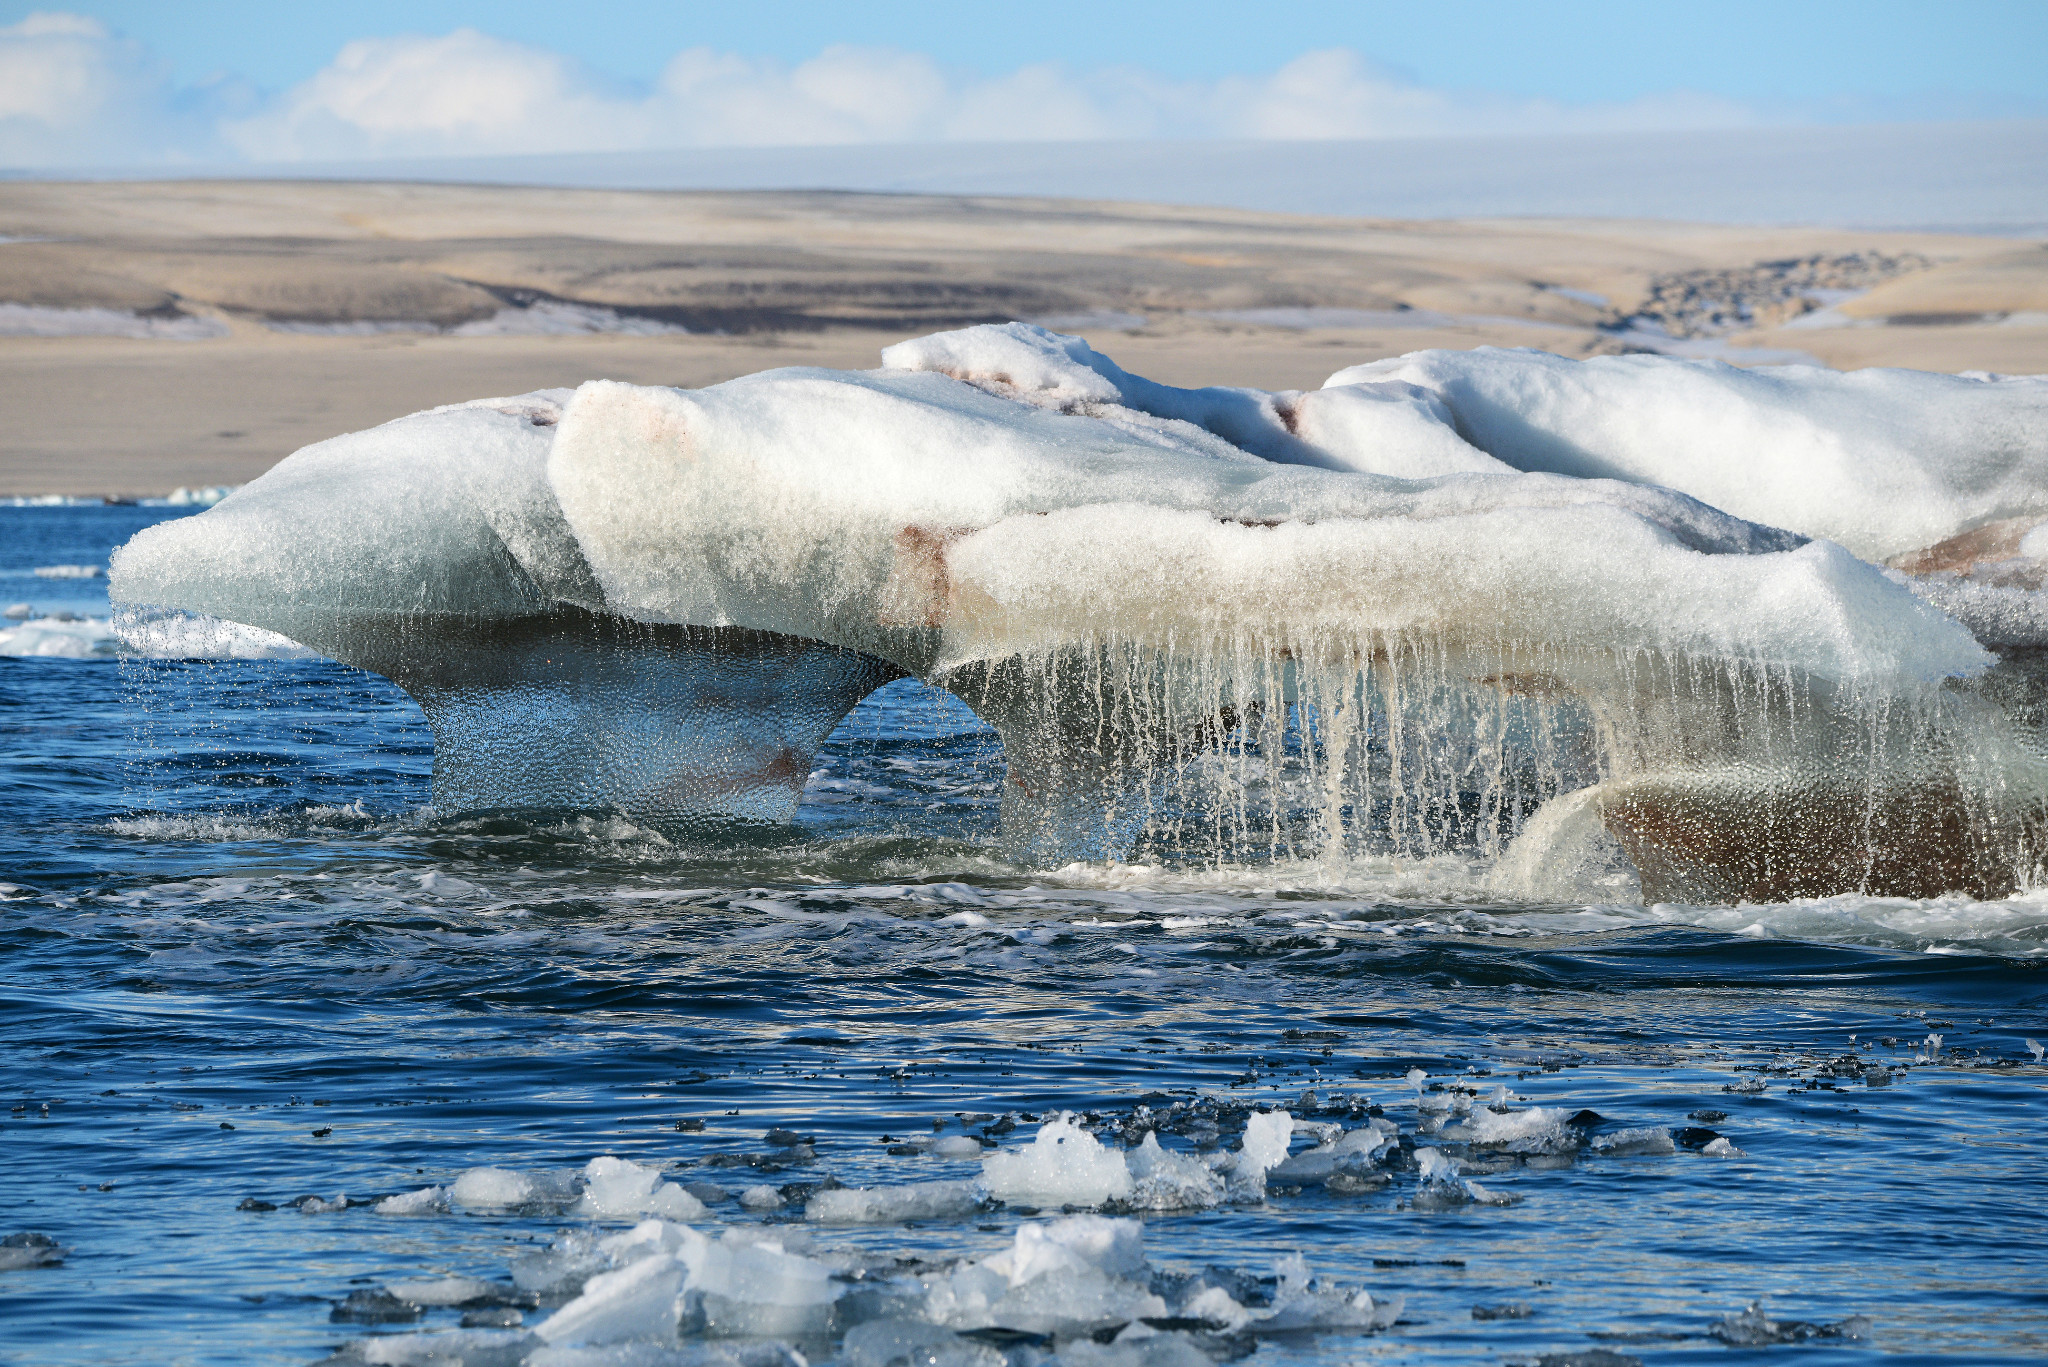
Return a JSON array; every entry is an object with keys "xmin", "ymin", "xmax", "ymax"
[{"xmin": 3, "ymin": 178, "xmax": 2045, "ymax": 498}]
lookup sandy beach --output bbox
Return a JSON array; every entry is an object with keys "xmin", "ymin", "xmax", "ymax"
[{"xmin": 3, "ymin": 178, "xmax": 2044, "ymax": 497}]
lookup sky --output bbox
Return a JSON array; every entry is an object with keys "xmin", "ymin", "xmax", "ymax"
[{"xmin": 3, "ymin": 1, "xmax": 2045, "ymax": 168}]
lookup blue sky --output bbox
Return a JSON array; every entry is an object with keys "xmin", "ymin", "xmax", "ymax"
[
  {"xmin": 29, "ymin": 1, "xmax": 2048, "ymax": 106},
  {"xmin": 3, "ymin": 2, "xmax": 2044, "ymax": 167}
]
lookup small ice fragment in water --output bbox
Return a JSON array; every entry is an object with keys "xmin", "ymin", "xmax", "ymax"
[
  {"xmin": 298, "ymin": 1192, "xmax": 349, "ymax": 1214},
  {"xmin": 1709, "ymin": 1301, "xmax": 1872, "ymax": 1345},
  {"xmin": 805, "ymin": 1180, "xmax": 979, "ymax": 1224},
  {"xmin": 1229, "ymin": 1109, "xmax": 1295, "ymax": 1198},
  {"xmin": 451, "ymin": 1167, "xmax": 535, "ymax": 1209},
  {"xmin": 535, "ymin": 1249, "xmax": 687, "ymax": 1346},
  {"xmin": 933, "ymin": 1135, "xmax": 985, "ymax": 1159},
  {"xmin": 1701, "ymin": 1136, "xmax": 1746, "ymax": 1157},
  {"xmin": 375, "ymin": 1185, "xmax": 448, "ymax": 1215},
  {"xmin": 1125, "ymin": 1132, "xmax": 1225, "ymax": 1209},
  {"xmin": 978, "ymin": 1113, "xmax": 1133, "ymax": 1207},
  {"xmin": 1472, "ymin": 1302, "xmax": 1534, "ymax": 1319},
  {"xmin": 451, "ymin": 1165, "xmax": 578, "ymax": 1210},
  {"xmin": 1591, "ymin": 1127, "xmax": 1676, "ymax": 1157},
  {"xmin": 843, "ymin": 1319, "xmax": 1005, "ymax": 1367},
  {"xmin": 0, "ymin": 1233, "xmax": 65, "ymax": 1270},
  {"xmin": 575, "ymin": 1155, "xmax": 708, "ymax": 1220},
  {"xmin": 1405, "ymin": 1069, "xmax": 1426, "ymax": 1092},
  {"xmin": 330, "ymin": 1288, "xmax": 423, "ymax": 1324},
  {"xmin": 384, "ymin": 1274, "xmax": 506, "ymax": 1307},
  {"xmin": 739, "ymin": 1184, "xmax": 785, "ymax": 1210},
  {"xmin": 2027, "ymin": 1038, "xmax": 2044, "ymax": 1062}
]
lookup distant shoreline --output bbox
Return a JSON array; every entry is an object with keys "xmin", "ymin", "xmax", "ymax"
[{"xmin": 3, "ymin": 178, "xmax": 2043, "ymax": 497}]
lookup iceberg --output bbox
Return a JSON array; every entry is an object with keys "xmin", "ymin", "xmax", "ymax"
[{"xmin": 109, "ymin": 325, "xmax": 2048, "ymax": 900}]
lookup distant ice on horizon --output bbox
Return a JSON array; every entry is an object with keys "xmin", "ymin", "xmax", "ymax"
[{"xmin": 21, "ymin": 121, "xmax": 2047, "ymax": 234}]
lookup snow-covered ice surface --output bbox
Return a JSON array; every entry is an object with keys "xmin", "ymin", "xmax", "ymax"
[{"xmin": 8, "ymin": 329, "xmax": 2048, "ymax": 1364}]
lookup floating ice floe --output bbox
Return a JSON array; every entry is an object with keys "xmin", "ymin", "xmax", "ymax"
[{"xmin": 108, "ymin": 325, "xmax": 2048, "ymax": 902}]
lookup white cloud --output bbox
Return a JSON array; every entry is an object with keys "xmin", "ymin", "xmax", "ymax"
[
  {"xmin": 3, "ymin": 13, "xmax": 1771, "ymax": 168},
  {"xmin": 0, "ymin": 11, "xmax": 242, "ymax": 165}
]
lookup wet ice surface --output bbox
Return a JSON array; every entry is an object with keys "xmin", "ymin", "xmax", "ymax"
[{"xmin": 3, "ymin": 511, "xmax": 2047, "ymax": 1365}]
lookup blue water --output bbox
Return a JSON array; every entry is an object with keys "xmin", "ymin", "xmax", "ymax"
[{"xmin": 2, "ymin": 507, "xmax": 2045, "ymax": 1365}]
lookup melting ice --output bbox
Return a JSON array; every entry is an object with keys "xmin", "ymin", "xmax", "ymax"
[{"xmin": 107, "ymin": 324, "xmax": 2048, "ymax": 904}]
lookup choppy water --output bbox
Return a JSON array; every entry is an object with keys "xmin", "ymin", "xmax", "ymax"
[{"xmin": 3, "ymin": 507, "xmax": 2045, "ymax": 1365}]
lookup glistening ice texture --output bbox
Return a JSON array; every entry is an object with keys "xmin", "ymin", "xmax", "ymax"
[{"xmin": 111, "ymin": 325, "xmax": 2048, "ymax": 900}]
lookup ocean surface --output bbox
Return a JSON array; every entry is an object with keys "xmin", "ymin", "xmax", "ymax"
[{"xmin": 2, "ymin": 504, "xmax": 2045, "ymax": 1366}]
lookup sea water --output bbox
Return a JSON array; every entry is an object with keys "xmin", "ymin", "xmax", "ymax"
[{"xmin": 1, "ymin": 506, "xmax": 2044, "ymax": 1365}]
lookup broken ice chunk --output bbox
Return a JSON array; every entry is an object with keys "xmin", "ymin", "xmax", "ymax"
[
  {"xmin": 1125, "ymin": 1133, "xmax": 1225, "ymax": 1209},
  {"xmin": 1700, "ymin": 1137, "xmax": 1746, "ymax": 1157},
  {"xmin": 451, "ymin": 1166, "xmax": 580, "ymax": 1211},
  {"xmin": 1000, "ymin": 1215, "xmax": 1145, "ymax": 1286},
  {"xmin": 1228, "ymin": 1110, "xmax": 1295, "ymax": 1198},
  {"xmin": 575, "ymin": 1156, "xmax": 709, "ymax": 1221},
  {"xmin": 0, "ymin": 1233, "xmax": 65, "ymax": 1270},
  {"xmin": 978, "ymin": 1114, "xmax": 1133, "ymax": 1207},
  {"xmin": 1709, "ymin": 1301, "xmax": 1872, "ymax": 1345},
  {"xmin": 536, "ymin": 1253, "xmax": 687, "ymax": 1346},
  {"xmin": 1590, "ymin": 1128, "xmax": 1677, "ymax": 1157},
  {"xmin": 374, "ymin": 1185, "xmax": 448, "ymax": 1215},
  {"xmin": 805, "ymin": 1180, "xmax": 980, "ymax": 1224},
  {"xmin": 841, "ymin": 1319, "xmax": 1005, "ymax": 1367},
  {"xmin": 384, "ymin": 1274, "xmax": 510, "ymax": 1307},
  {"xmin": 932, "ymin": 1135, "xmax": 985, "ymax": 1160},
  {"xmin": 1267, "ymin": 1121, "xmax": 1396, "ymax": 1185},
  {"xmin": 1459, "ymin": 1105, "xmax": 1579, "ymax": 1155},
  {"xmin": 738, "ymin": 1185, "xmax": 784, "ymax": 1210}
]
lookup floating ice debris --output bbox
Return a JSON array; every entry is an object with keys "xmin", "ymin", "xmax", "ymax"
[
  {"xmin": 298, "ymin": 1192, "xmax": 350, "ymax": 1214},
  {"xmin": 737, "ymin": 1185, "xmax": 784, "ymax": 1211},
  {"xmin": 576, "ymin": 1157, "xmax": 709, "ymax": 1221},
  {"xmin": 978, "ymin": 1114, "xmax": 1134, "ymax": 1207},
  {"xmin": 2028, "ymin": 1038, "xmax": 2045, "ymax": 1061},
  {"xmin": 932, "ymin": 1135, "xmax": 985, "ymax": 1159},
  {"xmin": 383, "ymin": 1275, "xmax": 512, "ymax": 1308},
  {"xmin": 1708, "ymin": 1302, "xmax": 1872, "ymax": 1345},
  {"xmin": 452, "ymin": 1166, "xmax": 581, "ymax": 1211},
  {"xmin": 806, "ymin": 1180, "xmax": 980, "ymax": 1224},
  {"xmin": 32, "ymin": 563, "xmax": 101, "ymax": 578},
  {"xmin": 1411, "ymin": 1147, "xmax": 1514, "ymax": 1207},
  {"xmin": 0, "ymin": 1232, "xmax": 65, "ymax": 1270},
  {"xmin": 331, "ymin": 1288, "xmax": 424, "ymax": 1324},
  {"xmin": 1589, "ymin": 1127, "xmax": 1677, "ymax": 1157},
  {"xmin": 1700, "ymin": 1136, "xmax": 1746, "ymax": 1157},
  {"xmin": 1125, "ymin": 1133, "xmax": 1226, "ymax": 1209},
  {"xmin": 112, "ymin": 323, "xmax": 2048, "ymax": 899},
  {"xmin": 375, "ymin": 1185, "xmax": 449, "ymax": 1215},
  {"xmin": 2, "ymin": 603, "xmax": 31, "ymax": 620}
]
